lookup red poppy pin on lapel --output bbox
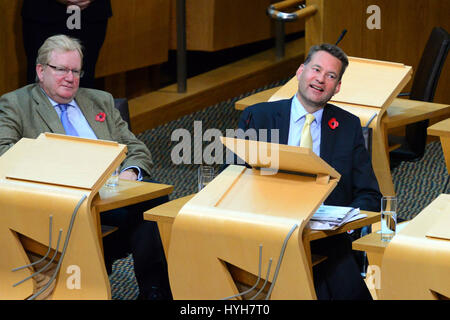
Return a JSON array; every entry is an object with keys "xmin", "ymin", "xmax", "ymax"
[
  {"xmin": 95, "ymin": 112, "xmax": 106, "ymax": 122},
  {"xmin": 328, "ymin": 117, "xmax": 339, "ymax": 129}
]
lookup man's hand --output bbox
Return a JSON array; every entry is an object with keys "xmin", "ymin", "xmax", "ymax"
[{"xmin": 118, "ymin": 169, "xmax": 138, "ymax": 181}]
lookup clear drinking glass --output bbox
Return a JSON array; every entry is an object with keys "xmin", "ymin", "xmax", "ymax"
[
  {"xmin": 381, "ymin": 196, "xmax": 398, "ymax": 242},
  {"xmin": 198, "ymin": 165, "xmax": 215, "ymax": 192},
  {"xmin": 105, "ymin": 167, "xmax": 120, "ymax": 188}
]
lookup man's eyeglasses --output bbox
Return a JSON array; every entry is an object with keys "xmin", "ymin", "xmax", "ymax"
[{"xmin": 46, "ymin": 64, "xmax": 84, "ymax": 78}]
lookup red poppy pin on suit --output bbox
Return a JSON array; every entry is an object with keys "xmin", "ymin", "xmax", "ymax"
[
  {"xmin": 328, "ymin": 117, "xmax": 339, "ymax": 130},
  {"xmin": 95, "ymin": 112, "xmax": 106, "ymax": 122}
]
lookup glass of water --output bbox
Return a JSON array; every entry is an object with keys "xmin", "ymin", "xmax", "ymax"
[
  {"xmin": 105, "ymin": 167, "xmax": 120, "ymax": 188},
  {"xmin": 198, "ymin": 165, "xmax": 215, "ymax": 192},
  {"xmin": 381, "ymin": 196, "xmax": 398, "ymax": 242}
]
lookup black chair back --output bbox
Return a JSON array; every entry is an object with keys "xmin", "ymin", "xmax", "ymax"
[
  {"xmin": 113, "ymin": 98, "xmax": 132, "ymax": 131},
  {"xmin": 391, "ymin": 27, "xmax": 449, "ymax": 163}
]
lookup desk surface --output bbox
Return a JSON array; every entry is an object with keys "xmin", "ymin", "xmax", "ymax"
[
  {"xmin": 352, "ymin": 231, "xmax": 388, "ymax": 254},
  {"xmin": 93, "ymin": 179, "xmax": 173, "ymax": 213},
  {"xmin": 427, "ymin": 118, "xmax": 450, "ymax": 137},
  {"xmin": 235, "ymin": 87, "xmax": 280, "ymax": 110},
  {"xmin": 384, "ymin": 99, "xmax": 450, "ymax": 128},
  {"xmin": 144, "ymin": 193, "xmax": 380, "ymax": 240},
  {"xmin": 352, "ymin": 221, "xmax": 409, "ymax": 254}
]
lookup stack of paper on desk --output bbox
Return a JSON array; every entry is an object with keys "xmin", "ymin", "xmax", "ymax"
[{"xmin": 308, "ymin": 205, "xmax": 367, "ymax": 230}]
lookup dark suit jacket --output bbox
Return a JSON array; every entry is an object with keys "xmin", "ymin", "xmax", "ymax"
[
  {"xmin": 21, "ymin": 0, "xmax": 112, "ymax": 23},
  {"xmin": 0, "ymin": 84, "xmax": 152, "ymax": 176},
  {"xmin": 238, "ymin": 97, "xmax": 382, "ymax": 212}
]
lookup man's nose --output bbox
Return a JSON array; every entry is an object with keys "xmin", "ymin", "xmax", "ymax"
[
  {"xmin": 64, "ymin": 70, "xmax": 75, "ymax": 81},
  {"xmin": 316, "ymin": 72, "xmax": 325, "ymax": 83}
]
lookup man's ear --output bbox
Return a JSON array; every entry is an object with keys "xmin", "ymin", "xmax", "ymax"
[
  {"xmin": 36, "ymin": 64, "xmax": 44, "ymax": 82},
  {"xmin": 296, "ymin": 64, "xmax": 305, "ymax": 80},
  {"xmin": 334, "ymin": 80, "xmax": 342, "ymax": 95}
]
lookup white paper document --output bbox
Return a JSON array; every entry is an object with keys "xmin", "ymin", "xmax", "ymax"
[{"xmin": 308, "ymin": 205, "xmax": 367, "ymax": 230}]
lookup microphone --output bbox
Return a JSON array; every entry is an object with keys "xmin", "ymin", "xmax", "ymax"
[{"xmin": 335, "ymin": 29, "xmax": 347, "ymax": 46}]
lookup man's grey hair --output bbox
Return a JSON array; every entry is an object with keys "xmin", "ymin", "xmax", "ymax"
[
  {"xmin": 36, "ymin": 34, "xmax": 84, "ymax": 67},
  {"xmin": 304, "ymin": 43, "xmax": 349, "ymax": 80}
]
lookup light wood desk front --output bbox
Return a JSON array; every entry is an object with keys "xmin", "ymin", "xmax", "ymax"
[
  {"xmin": 427, "ymin": 118, "xmax": 450, "ymax": 172},
  {"xmin": 11, "ymin": 180, "xmax": 173, "ymax": 265},
  {"xmin": 92, "ymin": 180, "xmax": 173, "ymax": 253},
  {"xmin": 352, "ymin": 221, "xmax": 409, "ymax": 300},
  {"xmin": 235, "ymin": 88, "xmax": 450, "ymax": 197},
  {"xmin": 144, "ymin": 193, "xmax": 379, "ymax": 274}
]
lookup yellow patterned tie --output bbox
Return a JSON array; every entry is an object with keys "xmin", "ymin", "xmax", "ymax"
[{"xmin": 299, "ymin": 113, "xmax": 315, "ymax": 149}]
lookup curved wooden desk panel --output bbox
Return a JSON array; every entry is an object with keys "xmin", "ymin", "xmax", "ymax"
[
  {"xmin": 168, "ymin": 164, "xmax": 341, "ymax": 300},
  {"xmin": 0, "ymin": 134, "xmax": 126, "ymax": 300},
  {"xmin": 0, "ymin": 182, "xmax": 108, "ymax": 300},
  {"xmin": 381, "ymin": 194, "xmax": 450, "ymax": 300}
]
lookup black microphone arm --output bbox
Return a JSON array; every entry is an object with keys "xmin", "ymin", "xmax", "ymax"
[{"xmin": 335, "ymin": 29, "xmax": 347, "ymax": 46}]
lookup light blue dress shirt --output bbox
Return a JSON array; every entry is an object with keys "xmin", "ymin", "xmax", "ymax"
[
  {"xmin": 287, "ymin": 95, "xmax": 323, "ymax": 157},
  {"xmin": 48, "ymin": 96, "xmax": 98, "ymax": 139},
  {"xmin": 45, "ymin": 93, "xmax": 143, "ymax": 180}
]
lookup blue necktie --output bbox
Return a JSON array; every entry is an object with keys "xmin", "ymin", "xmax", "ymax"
[{"xmin": 57, "ymin": 104, "xmax": 79, "ymax": 137}]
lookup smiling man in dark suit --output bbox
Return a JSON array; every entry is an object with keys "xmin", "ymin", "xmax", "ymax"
[
  {"xmin": 0, "ymin": 34, "xmax": 171, "ymax": 300},
  {"xmin": 238, "ymin": 43, "xmax": 382, "ymax": 300}
]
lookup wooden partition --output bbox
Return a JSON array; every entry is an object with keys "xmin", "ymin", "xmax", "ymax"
[
  {"xmin": 0, "ymin": 0, "xmax": 170, "ymax": 96},
  {"xmin": 0, "ymin": 0, "xmax": 26, "ymax": 96},
  {"xmin": 305, "ymin": 0, "xmax": 450, "ymax": 105},
  {"xmin": 169, "ymin": 0, "xmax": 304, "ymax": 52},
  {"xmin": 96, "ymin": 0, "xmax": 170, "ymax": 78}
]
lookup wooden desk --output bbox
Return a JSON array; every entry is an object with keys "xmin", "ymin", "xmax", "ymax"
[
  {"xmin": 144, "ymin": 193, "xmax": 379, "ymax": 270},
  {"xmin": 144, "ymin": 194, "xmax": 195, "ymax": 259},
  {"xmin": 352, "ymin": 221, "xmax": 409, "ymax": 300},
  {"xmin": 235, "ymin": 87, "xmax": 280, "ymax": 110},
  {"xmin": 92, "ymin": 180, "xmax": 173, "ymax": 253},
  {"xmin": 427, "ymin": 118, "xmax": 450, "ymax": 172},
  {"xmin": 234, "ymin": 88, "xmax": 450, "ymax": 196},
  {"xmin": 15, "ymin": 180, "xmax": 173, "ymax": 264}
]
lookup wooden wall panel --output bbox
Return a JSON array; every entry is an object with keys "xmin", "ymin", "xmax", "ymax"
[
  {"xmin": 306, "ymin": 0, "xmax": 450, "ymax": 104},
  {"xmin": 0, "ymin": 0, "xmax": 170, "ymax": 95},
  {"xmin": 96, "ymin": 0, "xmax": 170, "ymax": 77},
  {"xmin": 169, "ymin": 0, "xmax": 305, "ymax": 51},
  {"xmin": 0, "ymin": 0, "xmax": 26, "ymax": 96}
]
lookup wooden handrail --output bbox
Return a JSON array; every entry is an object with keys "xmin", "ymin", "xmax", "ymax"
[{"xmin": 271, "ymin": 0, "xmax": 304, "ymax": 11}]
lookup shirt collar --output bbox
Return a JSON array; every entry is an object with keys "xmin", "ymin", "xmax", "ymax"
[
  {"xmin": 40, "ymin": 87, "xmax": 76, "ymax": 107},
  {"xmin": 291, "ymin": 95, "xmax": 324, "ymax": 125}
]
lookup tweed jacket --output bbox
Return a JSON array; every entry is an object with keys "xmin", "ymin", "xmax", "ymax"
[{"xmin": 0, "ymin": 84, "xmax": 152, "ymax": 176}]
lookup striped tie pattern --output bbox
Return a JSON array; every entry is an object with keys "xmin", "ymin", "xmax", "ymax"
[{"xmin": 57, "ymin": 104, "xmax": 79, "ymax": 137}]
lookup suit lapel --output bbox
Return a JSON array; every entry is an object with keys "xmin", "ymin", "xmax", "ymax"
[
  {"xmin": 275, "ymin": 98, "xmax": 292, "ymax": 144},
  {"xmin": 75, "ymin": 91, "xmax": 110, "ymax": 140},
  {"xmin": 31, "ymin": 85, "xmax": 65, "ymax": 134},
  {"xmin": 320, "ymin": 104, "xmax": 337, "ymax": 163}
]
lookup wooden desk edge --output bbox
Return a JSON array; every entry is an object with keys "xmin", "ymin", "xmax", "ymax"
[
  {"xmin": 93, "ymin": 182, "xmax": 174, "ymax": 213},
  {"xmin": 427, "ymin": 120, "xmax": 450, "ymax": 137},
  {"xmin": 384, "ymin": 101, "xmax": 450, "ymax": 128},
  {"xmin": 144, "ymin": 196, "xmax": 379, "ymax": 243}
]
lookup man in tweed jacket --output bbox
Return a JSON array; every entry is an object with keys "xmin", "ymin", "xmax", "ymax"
[{"xmin": 0, "ymin": 35, "xmax": 171, "ymax": 300}]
